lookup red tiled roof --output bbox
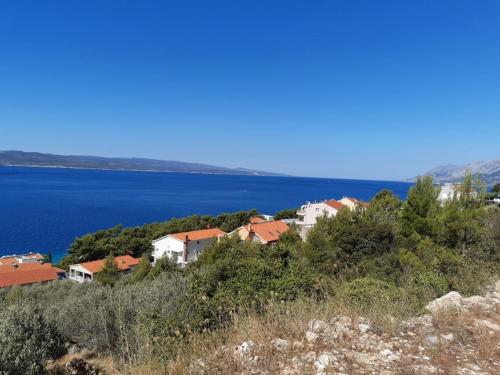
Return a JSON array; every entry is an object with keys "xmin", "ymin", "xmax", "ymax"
[
  {"xmin": 249, "ymin": 217, "xmax": 266, "ymax": 224},
  {"xmin": 325, "ymin": 199, "xmax": 345, "ymax": 210},
  {"xmin": 0, "ymin": 257, "xmax": 17, "ymax": 265},
  {"xmin": 0, "ymin": 266, "xmax": 64, "ymax": 288},
  {"xmin": 78, "ymin": 255, "xmax": 140, "ymax": 274},
  {"xmin": 170, "ymin": 228, "xmax": 226, "ymax": 242},
  {"xmin": 245, "ymin": 220, "xmax": 289, "ymax": 243},
  {"xmin": 0, "ymin": 262, "xmax": 54, "ymax": 273}
]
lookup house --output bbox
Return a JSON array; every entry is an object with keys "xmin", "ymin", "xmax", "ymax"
[
  {"xmin": 68, "ymin": 255, "xmax": 139, "ymax": 283},
  {"xmin": 0, "ymin": 262, "xmax": 65, "ymax": 288},
  {"xmin": 0, "ymin": 252, "xmax": 44, "ymax": 265},
  {"xmin": 152, "ymin": 228, "xmax": 226, "ymax": 266},
  {"xmin": 296, "ymin": 199, "xmax": 346, "ymax": 226},
  {"xmin": 230, "ymin": 220, "xmax": 289, "ymax": 245},
  {"xmin": 339, "ymin": 197, "xmax": 369, "ymax": 210},
  {"xmin": 437, "ymin": 183, "xmax": 457, "ymax": 203}
]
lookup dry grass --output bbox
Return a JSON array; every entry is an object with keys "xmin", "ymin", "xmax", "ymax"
[{"xmin": 116, "ymin": 296, "xmax": 414, "ymax": 374}]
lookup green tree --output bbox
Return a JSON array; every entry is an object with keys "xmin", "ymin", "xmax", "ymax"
[
  {"xmin": 148, "ymin": 256, "xmax": 178, "ymax": 279},
  {"xmin": 0, "ymin": 300, "xmax": 65, "ymax": 375},
  {"xmin": 130, "ymin": 255, "xmax": 152, "ymax": 283},
  {"xmin": 401, "ymin": 176, "xmax": 440, "ymax": 238},
  {"xmin": 95, "ymin": 254, "xmax": 120, "ymax": 286},
  {"xmin": 492, "ymin": 183, "xmax": 500, "ymax": 194},
  {"xmin": 274, "ymin": 208, "xmax": 299, "ymax": 220}
]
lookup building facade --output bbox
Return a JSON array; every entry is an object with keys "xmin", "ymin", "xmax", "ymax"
[{"xmin": 152, "ymin": 228, "xmax": 226, "ymax": 266}]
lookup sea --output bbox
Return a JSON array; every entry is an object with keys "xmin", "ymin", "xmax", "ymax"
[{"xmin": 0, "ymin": 166, "xmax": 413, "ymax": 261}]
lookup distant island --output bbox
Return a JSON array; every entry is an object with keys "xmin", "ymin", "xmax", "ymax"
[
  {"xmin": 406, "ymin": 157, "xmax": 500, "ymax": 186},
  {"xmin": 0, "ymin": 150, "xmax": 286, "ymax": 176}
]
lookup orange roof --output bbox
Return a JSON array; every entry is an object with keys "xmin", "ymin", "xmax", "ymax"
[
  {"xmin": 0, "ymin": 257, "xmax": 17, "ymax": 265},
  {"xmin": 170, "ymin": 228, "xmax": 226, "ymax": 242},
  {"xmin": 77, "ymin": 255, "xmax": 140, "ymax": 274},
  {"xmin": 325, "ymin": 199, "xmax": 345, "ymax": 210},
  {"xmin": 0, "ymin": 266, "xmax": 64, "ymax": 288},
  {"xmin": 245, "ymin": 220, "xmax": 289, "ymax": 243},
  {"xmin": 0, "ymin": 262, "xmax": 54, "ymax": 273},
  {"xmin": 249, "ymin": 216, "xmax": 266, "ymax": 224}
]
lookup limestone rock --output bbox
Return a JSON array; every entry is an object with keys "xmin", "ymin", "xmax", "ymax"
[
  {"xmin": 308, "ymin": 319, "xmax": 327, "ymax": 333},
  {"xmin": 272, "ymin": 338, "xmax": 289, "ymax": 351},
  {"xmin": 425, "ymin": 291, "xmax": 462, "ymax": 314},
  {"xmin": 235, "ymin": 341, "xmax": 254, "ymax": 356},
  {"xmin": 305, "ymin": 330, "xmax": 318, "ymax": 343}
]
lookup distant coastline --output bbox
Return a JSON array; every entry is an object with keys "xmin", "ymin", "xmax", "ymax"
[
  {"xmin": 0, "ymin": 150, "xmax": 287, "ymax": 177},
  {"xmin": 0, "ymin": 164, "xmax": 279, "ymax": 177}
]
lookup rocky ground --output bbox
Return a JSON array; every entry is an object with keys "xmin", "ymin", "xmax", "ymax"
[{"xmin": 192, "ymin": 282, "xmax": 500, "ymax": 374}]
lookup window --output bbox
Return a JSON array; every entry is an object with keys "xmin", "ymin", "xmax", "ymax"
[{"xmin": 197, "ymin": 240, "xmax": 200, "ymax": 244}]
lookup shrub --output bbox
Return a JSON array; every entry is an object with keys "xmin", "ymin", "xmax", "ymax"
[
  {"xmin": 0, "ymin": 300, "xmax": 65, "ymax": 375},
  {"xmin": 337, "ymin": 277, "xmax": 403, "ymax": 313}
]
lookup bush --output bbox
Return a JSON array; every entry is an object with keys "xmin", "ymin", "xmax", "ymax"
[
  {"xmin": 337, "ymin": 277, "xmax": 404, "ymax": 313},
  {"xmin": 0, "ymin": 300, "xmax": 65, "ymax": 375}
]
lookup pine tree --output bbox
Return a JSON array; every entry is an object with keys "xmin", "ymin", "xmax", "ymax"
[{"xmin": 95, "ymin": 254, "xmax": 120, "ymax": 286}]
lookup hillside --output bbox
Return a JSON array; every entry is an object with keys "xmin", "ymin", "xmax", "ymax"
[
  {"xmin": 0, "ymin": 150, "xmax": 285, "ymax": 176},
  {"xmin": 407, "ymin": 158, "xmax": 500, "ymax": 185}
]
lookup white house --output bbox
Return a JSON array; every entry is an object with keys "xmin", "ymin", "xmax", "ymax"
[
  {"xmin": 152, "ymin": 228, "xmax": 226, "ymax": 266},
  {"xmin": 296, "ymin": 199, "xmax": 346, "ymax": 226},
  {"xmin": 438, "ymin": 183, "xmax": 459, "ymax": 203},
  {"xmin": 0, "ymin": 252, "xmax": 44, "ymax": 265},
  {"xmin": 68, "ymin": 255, "xmax": 139, "ymax": 283},
  {"xmin": 339, "ymin": 197, "xmax": 369, "ymax": 210}
]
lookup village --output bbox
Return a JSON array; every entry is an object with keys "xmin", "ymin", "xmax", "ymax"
[
  {"xmin": 0, "ymin": 196, "xmax": 369, "ymax": 289},
  {"xmin": 2, "ymin": 182, "xmax": 498, "ymax": 290}
]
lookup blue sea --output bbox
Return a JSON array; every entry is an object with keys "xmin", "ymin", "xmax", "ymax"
[{"xmin": 0, "ymin": 166, "xmax": 413, "ymax": 261}]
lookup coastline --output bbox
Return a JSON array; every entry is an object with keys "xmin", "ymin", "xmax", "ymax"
[{"xmin": 0, "ymin": 164, "xmax": 286, "ymax": 177}]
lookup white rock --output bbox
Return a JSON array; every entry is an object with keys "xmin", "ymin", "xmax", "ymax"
[
  {"xmin": 314, "ymin": 353, "xmax": 331, "ymax": 370},
  {"xmin": 441, "ymin": 333, "xmax": 454, "ymax": 342},
  {"xmin": 308, "ymin": 319, "xmax": 327, "ymax": 333},
  {"xmin": 306, "ymin": 331, "xmax": 319, "ymax": 343},
  {"xmin": 358, "ymin": 323, "xmax": 370, "ymax": 333},
  {"xmin": 380, "ymin": 349, "xmax": 399, "ymax": 361},
  {"xmin": 495, "ymin": 280, "xmax": 500, "ymax": 293},
  {"xmin": 272, "ymin": 338, "xmax": 289, "ymax": 351},
  {"xmin": 235, "ymin": 341, "xmax": 254, "ymax": 356},
  {"xmin": 462, "ymin": 295, "xmax": 486, "ymax": 306},
  {"xmin": 425, "ymin": 291, "xmax": 462, "ymax": 314}
]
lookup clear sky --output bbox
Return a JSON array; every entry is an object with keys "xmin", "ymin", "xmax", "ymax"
[{"xmin": 1, "ymin": 1, "xmax": 499, "ymax": 180}]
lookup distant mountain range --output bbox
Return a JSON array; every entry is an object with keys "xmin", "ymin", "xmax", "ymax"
[
  {"xmin": 406, "ymin": 158, "xmax": 500, "ymax": 186},
  {"xmin": 0, "ymin": 150, "xmax": 286, "ymax": 177}
]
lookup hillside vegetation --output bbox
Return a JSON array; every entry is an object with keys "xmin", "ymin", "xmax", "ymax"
[{"xmin": 0, "ymin": 175, "xmax": 499, "ymax": 374}]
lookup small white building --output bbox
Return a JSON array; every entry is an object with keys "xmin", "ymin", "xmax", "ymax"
[
  {"xmin": 339, "ymin": 197, "xmax": 369, "ymax": 210},
  {"xmin": 438, "ymin": 183, "xmax": 459, "ymax": 203},
  {"xmin": 296, "ymin": 199, "xmax": 345, "ymax": 227},
  {"xmin": 152, "ymin": 228, "xmax": 226, "ymax": 266},
  {"xmin": 68, "ymin": 255, "xmax": 139, "ymax": 283}
]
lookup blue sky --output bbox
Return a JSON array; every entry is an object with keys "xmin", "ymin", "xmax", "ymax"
[{"xmin": 1, "ymin": 0, "xmax": 499, "ymax": 180}]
